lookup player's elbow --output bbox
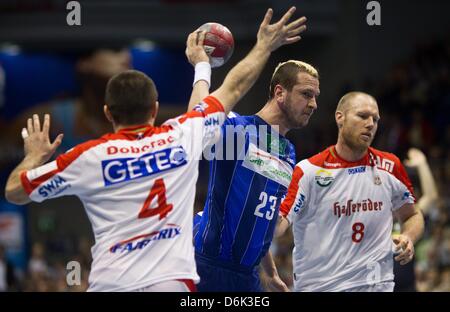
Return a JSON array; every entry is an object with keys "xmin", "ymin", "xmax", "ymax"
[
  {"xmin": 4, "ymin": 184, "xmax": 29, "ymax": 205},
  {"xmin": 5, "ymin": 186, "xmax": 16, "ymax": 204},
  {"xmin": 429, "ymin": 192, "xmax": 439, "ymax": 205}
]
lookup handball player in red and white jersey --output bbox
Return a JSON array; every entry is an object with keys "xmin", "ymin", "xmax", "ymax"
[{"xmin": 278, "ymin": 92, "xmax": 424, "ymax": 292}]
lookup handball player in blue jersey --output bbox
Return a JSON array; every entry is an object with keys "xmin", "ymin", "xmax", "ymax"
[{"xmin": 191, "ymin": 58, "xmax": 320, "ymax": 291}]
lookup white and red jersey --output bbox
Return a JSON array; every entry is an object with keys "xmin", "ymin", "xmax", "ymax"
[
  {"xmin": 279, "ymin": 146, "xmax": 415, "ymax": 292},
  {"xmin": 20, "ymin": 96, "xmax": 225, "ymax": 291}
]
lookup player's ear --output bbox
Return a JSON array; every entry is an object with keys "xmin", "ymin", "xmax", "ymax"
[
  {"xmin": 335, "ymin": 110, "xmax": 344, "ymax": 129},
  {"xmin": 104, "ymin": 105, "xmax": 114, "ymax": 123},
  {"xmin": 152, "ymin": 101, "xmax": 159, "ymax": 119},
  {"xmin": 274, "ymin": 85, "xmax": 286, "ymax": 104}
]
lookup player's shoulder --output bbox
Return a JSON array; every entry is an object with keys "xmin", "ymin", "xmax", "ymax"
[
  {"xmin": 167, "ymin": 96, "xmax": 225, "ymax": 126},
  {"xmin": 368, "ymin": 146, "xmax": 402, "ymax": 164},
  {"xmin": 224, "ymin": 111, "xmax": 252, "ymax": 126},
  {"xmin": 227, "ymin": 111, "xmax": 241, "ymax": 119},
  {"xmin": 302, "ymin": 146, "xmax": 335, "ymax": 169},
  {"xmin": 290, "ymin": 148, "xmax": 327, "ymax": 178},
  {"xmin": 57, "ymin": 136, "xmax": 109, "ymax": 168},
  {"xmin": 368, "ymin": 147, "xmax": 408, "ymax": 181}
]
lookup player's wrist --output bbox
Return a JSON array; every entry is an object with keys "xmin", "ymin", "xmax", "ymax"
[
  {"xmin": 23, "ymin": 152, "xmax": 47, "ymax": 168},
  {"xmin": 398, "ymin": 233, "xmax": 414, "ymax": 246},
  {"xmin": 193, "ymin": 61, "xmax": 211, "ymax": 88}
]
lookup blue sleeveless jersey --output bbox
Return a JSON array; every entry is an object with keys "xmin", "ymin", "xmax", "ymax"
[{"xmin": 194, "ymin": 113, "xmax": 296, "ymax": 270}]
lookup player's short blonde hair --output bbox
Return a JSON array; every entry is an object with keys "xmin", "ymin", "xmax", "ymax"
[{"xmin": 269, "ymin": 60, "xmax": 319, "ymax": 99}]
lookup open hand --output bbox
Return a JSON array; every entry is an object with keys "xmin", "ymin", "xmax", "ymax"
[
  {"xmin": 22, "ymin": 114, "xmax": 63, "ymax": 165},
  {"xmin": 257, "ymin": 7, "xmax": 307, "ymax": 52},
  {"xmin": 404, "ymin": 148, "xmax": 427, "ymax": 168}
]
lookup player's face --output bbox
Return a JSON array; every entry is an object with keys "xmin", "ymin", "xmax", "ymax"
[
  {"xmin": 341, "ymin": 97, "xmax": 380, "ymax": 151},
  {"xmin": 80, "ymin": 49, "xmax": 132, "ymax": 78},
  {"xmin": 283, "ymin": 72, "xmax": 320, "ymax": 129}
]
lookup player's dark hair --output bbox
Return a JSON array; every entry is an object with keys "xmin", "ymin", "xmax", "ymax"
[{"xmin": 105, "ymin": 70, "xmax": 158, "ymax": 126}]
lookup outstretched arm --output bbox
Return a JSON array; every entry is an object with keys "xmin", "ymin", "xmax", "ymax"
[
  {"xmin": 404, "ymin": 148, "xmax": 439, "ymax": 214},
  {"xmin": 212, "ymin": 7, "xmax": 307, "ymax": 114},
  {"xmin": 5, "ymin": 114, "xmax": 63, "ymax": 204}
]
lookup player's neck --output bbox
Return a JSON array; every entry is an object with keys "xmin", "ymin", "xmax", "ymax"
[
  {"xmin": 256, "ymin": 102, "xmax": 289, "ymax": 136},
  {"xmin": 335, "ymin": 139, "xmax": 368, "ymax": 162},
  {"xmin": 113, "ymin": 120, "xmax": 155, "ymax": 133}
]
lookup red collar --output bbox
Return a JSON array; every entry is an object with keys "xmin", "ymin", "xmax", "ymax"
[{"xmin": 329, "ymin": 145, "xmax": 370, "ymax": 166}]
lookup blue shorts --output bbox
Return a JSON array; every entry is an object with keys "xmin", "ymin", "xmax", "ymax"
[{"xmin": 195, "ymin": 253, "xmax": 262, "ymax": 292}]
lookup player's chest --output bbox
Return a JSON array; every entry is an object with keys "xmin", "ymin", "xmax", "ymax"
[
  {"xmin": 310, "ymin": 166, "xmax": 393, "ymax": 208},
  {"xmin": 303, "ymin": 167, "xmax": 394, "ymax": 227},
  {"xmin": 240, "ymin": 142, "xmax": 295, "ymax": 188}
]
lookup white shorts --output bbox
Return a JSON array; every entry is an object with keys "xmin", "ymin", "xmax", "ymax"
[
  {"xmin": 132, "ymin": 279, "xmax": 197, "ymax": 292},
  {"xmin": 343, "ymin": 281, "xmax": 395, "ymax": 292}
]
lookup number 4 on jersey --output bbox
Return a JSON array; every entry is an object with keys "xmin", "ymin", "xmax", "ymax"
[{"xmin": 138, "ymin": 178, "xmax": 173, "ymax": 220}]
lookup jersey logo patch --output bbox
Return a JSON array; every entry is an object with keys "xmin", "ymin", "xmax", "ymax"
[
  {"xmin": 193, "ymin": 102, "xmax": 209, "ymax": 112},
  {"xmin": 102, "ymin": 146, "xmax": 187, "ymax": 186},
  {"xmin": 242, "ymin": 143, "xmax": 293, "ymax": 187},
  {"xmin": 333, "ymin": 199, "xmax": 384, "ymax": 218},
  {"xmin": 38, "ymin": 175, "xmax": 71, "ymax": 198},
  {"xmin": 402, "ymin": 191, "xmax": 411, "ymax": 200},
  {"xmin": 294, "ymin": 194, "xmax": 306, "ymax": 213},
  {"xmin": 348, "ymin": 166, "xmax": 366, "ymax": 175},
  {"xmin": 109, "ymin": 224, "xmax": 181, "ymax": 253},
  {"xmin": 375, "ymin": 155, "xmax": 395, "ymax": 173},
  {"xmin": 315, "ymin": 169, "xmax": 334, "ymax": 187}
]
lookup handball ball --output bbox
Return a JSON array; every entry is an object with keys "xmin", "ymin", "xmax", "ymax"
[{"xmin": 198, "ymin": 22, "xmax": 234, "ymax": 68}]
